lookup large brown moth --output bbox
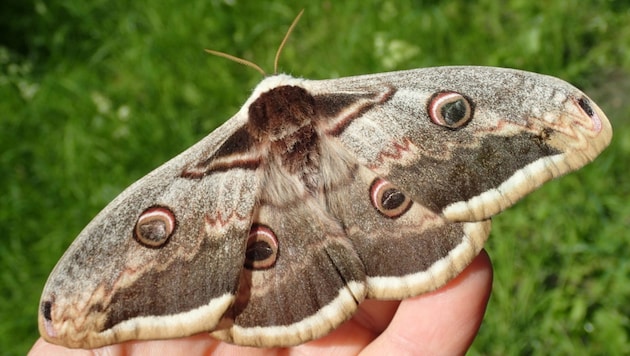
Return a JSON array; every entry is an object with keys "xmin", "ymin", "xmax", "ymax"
[{"xmin": 38, "ymin": 15, "xmax": 612, "ymax": 350}]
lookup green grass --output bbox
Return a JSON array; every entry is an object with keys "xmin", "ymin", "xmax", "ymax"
[{"xmin": 1, "ymin": 1, "xmax": 629, "ymax": 355}]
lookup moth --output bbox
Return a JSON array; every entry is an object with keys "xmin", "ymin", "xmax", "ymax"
[{"xmin": 38, "ymin": 33, "xmax": 612, "ymax": 350}]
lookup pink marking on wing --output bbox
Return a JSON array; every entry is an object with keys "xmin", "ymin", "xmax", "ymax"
[
  {"xmin": 371, "ymin": 138, "xmax": 413, "ymax": 165},
  {"xmin": 370, "ymin": 178, "xmax": 389, "ymax": 208},
  {"xmin": 575, "ymin": 97, "xmax": 603, "ymax": 133},
  {"xmin": 44, "ymin": 318, "xmax": 57, "ymax": 338},
  {"xmin": 589, "ymin": 108, "xmax": 603, "ymax": 133},
  {"xmin": 205, "ymin": 210, "xmax": 250, "ymax": 228}
]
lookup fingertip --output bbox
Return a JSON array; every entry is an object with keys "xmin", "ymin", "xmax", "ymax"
[
  {"xmin": 363, "ymin": 250, "xmax": 493, "ymax": 355},
  {"xmin": 29, "ymin": 338, "xmax": 95, "ymax": 355}
]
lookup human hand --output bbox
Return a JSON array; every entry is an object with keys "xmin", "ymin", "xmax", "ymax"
[{"xmin": 30, "ymin": 250, "xmax": 492, "ymax": 355}]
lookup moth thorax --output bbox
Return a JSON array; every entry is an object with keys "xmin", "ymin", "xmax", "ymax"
[{"xmin": 248, "ymin": 85, "xmax": 317, "ymax": 140}]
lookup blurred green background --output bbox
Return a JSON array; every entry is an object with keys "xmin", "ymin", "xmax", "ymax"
[{"xmin": 1, "ymin": 1, "xmax": 628, "ymax": 355}]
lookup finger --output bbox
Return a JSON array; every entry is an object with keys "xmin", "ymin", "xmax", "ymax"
[
  {"xmin": 30, "ymin": 338, "xmax": 90, "ymax": 356},
  {"xmin": 361, "ymin": 250, "xmax": 493, "ymax": 355},
  {"xmin": 353, "ymin": 298, "xmax": 401, "ymax": 335},
  {"xmin": 29, "ymin": 334, "xmax": 219, "ymax": 356}
]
